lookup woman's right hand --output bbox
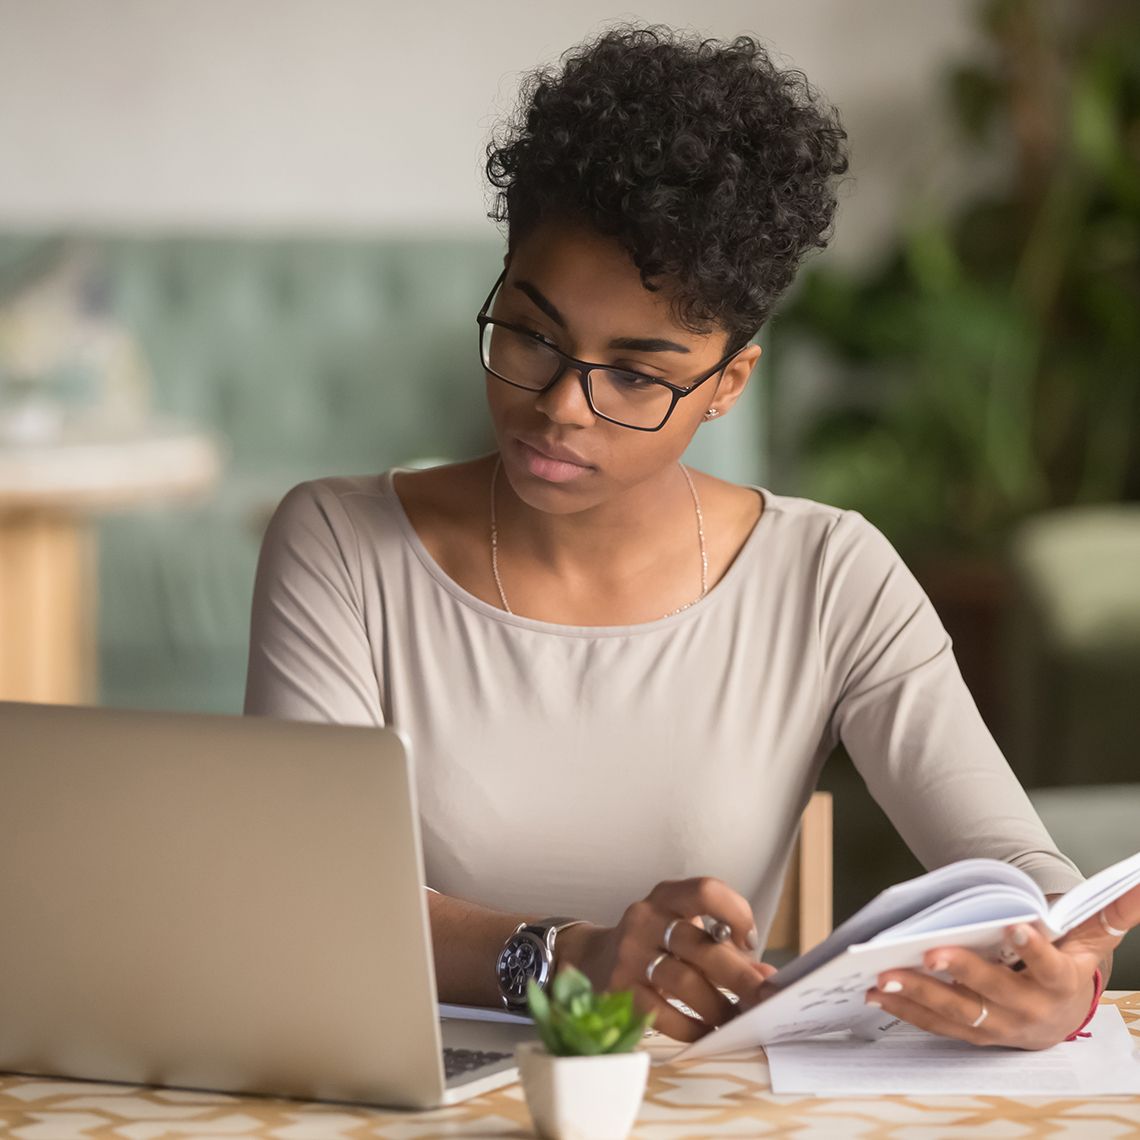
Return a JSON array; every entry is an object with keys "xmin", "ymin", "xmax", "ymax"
[{"xmin": 559, "ymin": 877, "xmax": 776, "ymax": 1042}]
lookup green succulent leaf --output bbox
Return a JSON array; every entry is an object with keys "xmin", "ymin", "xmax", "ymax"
[
  {"xmin": 526, "ymin": 979, "xmax": 551, "ymax": 1026},
  {"xmin": 536, "ymin": 966, "xmax": 653, "ymax": 1056},
  {"xmin": 554, "ymin": 1011, "xmax": 604, "ymax": 1055},
  {"xmin": 552, "ymin": 966, "xmax": 592, "ymax": 1007},
  {"xmin": 536, "ymin": 1016, "xmax": 564, "ymax": 1055},
  {"xmin": 610, "ymin": 1018, "xmax": 651, "ymax": 1055}
]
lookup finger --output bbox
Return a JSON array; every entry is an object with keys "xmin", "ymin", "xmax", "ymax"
[
  {"xmin": 632, "ymin": 982, "xmax": 708, "ymax": 1043},
  {"xmin": 645, "ymin": 954, "xmax": 736, "ymax": 1026},
  {"xmin": 1001, "ymin": 923, "xmax": 1077, "ymax": 992},
  {"xmin": 1105, "ymin": 883, "xmax": 1140, "ymax": 934},
  {"xmin": 611, "ymin": 914, "xmax": 733, "ymax": 1019},
  {"xmin": 1059, "ymin": 884, "xmax": 1139, "ymax": 952},
  {"xmin": 665, "ymin": 919, "xmax": 768, "ymax": 1003},
  {"xmin": 922, "ymin": 945, "xmax": 1035, "ymax": 1012},
  {"xmin": 873, "ymin": 968, "xmax": 999, "ymax": 1034},
  {"xmin": 659, "ymin": 914, "xmax": 706, "ymax": 955},
  {"xmin": 737, "ymin": 960, "xmax": 779, "ymax": 1008},
  {"xmin": 648, "ymin": 877, "xmax": 757, "ymax": 952},
  {"xmin": 866, "ymin": 986, "xmax": 998, "ymax": 1046}
]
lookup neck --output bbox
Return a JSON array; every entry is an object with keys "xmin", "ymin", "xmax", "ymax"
[{"xmin": 491, "ymin": 456, "xmax": 697, "ymax": 585}]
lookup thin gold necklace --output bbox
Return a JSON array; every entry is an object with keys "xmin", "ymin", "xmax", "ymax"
[{"xmin": 489, "ymin": 454, "xmax": 708, "ymax": 620}]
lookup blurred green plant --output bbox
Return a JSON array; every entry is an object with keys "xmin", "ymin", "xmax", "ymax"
[
  {"xmin": 780, "ymin": 0, "xmax": 1140, "ymax": 557},
  {"xmin": 526, "ymin": 967, "xmax": 655, "ymax": 1056}
]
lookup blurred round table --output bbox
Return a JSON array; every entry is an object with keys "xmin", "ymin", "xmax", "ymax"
[{"xmin": 0, "ymin": 421, "xmax": 223, "ymax": 704}]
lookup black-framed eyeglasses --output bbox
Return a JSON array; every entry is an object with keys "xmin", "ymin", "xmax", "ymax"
[{"xmin": 475, "ymin": 268, "xmax": 742, "ymax": 432}]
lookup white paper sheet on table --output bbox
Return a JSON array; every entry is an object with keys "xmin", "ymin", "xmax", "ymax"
[{"xmin": 766, "ymin": 1005, "xmax": 1140, "ymax": 1095}]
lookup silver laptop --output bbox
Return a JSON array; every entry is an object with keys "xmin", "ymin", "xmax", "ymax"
[{"xmin": 0, "ymin": 700, "xmax": 536, "ymax": 1108}]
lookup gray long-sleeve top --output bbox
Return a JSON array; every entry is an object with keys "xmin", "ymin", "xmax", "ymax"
[{"xmin": 244, "ymin": 469, "xmax": 1083, "ymax": 943}]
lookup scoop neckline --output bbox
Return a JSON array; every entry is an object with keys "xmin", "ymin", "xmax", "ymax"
[{"xmin": 380, "ymin": 466, "xmax": 773, "ymax": 639}]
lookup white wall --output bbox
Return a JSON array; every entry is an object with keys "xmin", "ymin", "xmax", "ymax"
[{"xmin": 0, "ymin": 0, "xmax": 983, "ymax": 267}]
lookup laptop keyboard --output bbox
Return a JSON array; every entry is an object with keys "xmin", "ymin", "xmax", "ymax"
[{"xmin": 442, "ymin": 1046, "xmax": 513, "ymax": 1080}]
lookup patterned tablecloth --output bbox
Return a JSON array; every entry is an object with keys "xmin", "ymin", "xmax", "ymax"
[{"xmin": 1, "ymin": 992, "xmax": 1136, "ymax": 1139}]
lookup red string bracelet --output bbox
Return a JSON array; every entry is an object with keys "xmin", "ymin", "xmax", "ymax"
[{"xmin": 1064, "ymin": 967, "xmax": 1104, "ymax": 1041}]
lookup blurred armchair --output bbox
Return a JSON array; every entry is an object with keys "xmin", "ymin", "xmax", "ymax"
[{"xmin": 1004, "ymin": 504, "xmax": 1140, "ymax": 788}]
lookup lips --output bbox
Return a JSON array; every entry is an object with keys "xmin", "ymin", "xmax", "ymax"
[
  {"xmin": 516, "ymin": 436, "xmax": 593, "ymax": 467},
  {"xmin": 513, "ymin": 437, "xmax": 594, "ymax": 484}
]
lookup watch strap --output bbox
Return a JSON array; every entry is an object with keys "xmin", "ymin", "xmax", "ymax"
[{"xmin": 525, "ymin": 916, "xmax": 585, "ymax": 940}]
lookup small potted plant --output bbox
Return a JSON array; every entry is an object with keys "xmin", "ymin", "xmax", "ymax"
[{"xmin": 517, "ymin": 966, "xmax": 656, "ymax": 1140}]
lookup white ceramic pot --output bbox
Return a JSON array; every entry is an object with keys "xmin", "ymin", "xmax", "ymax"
[{"xmin": 516, "ymin": 1041, "xmax": 651, "ymax": 1140}]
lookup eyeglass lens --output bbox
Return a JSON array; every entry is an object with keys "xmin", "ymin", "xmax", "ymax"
[{"xmin": 481, "ymin": 323, "xmax": 673, "ymax": 430}]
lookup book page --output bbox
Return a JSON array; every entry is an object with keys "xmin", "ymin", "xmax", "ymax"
[
  {"xmin": 1046, "ymin": 850, "xmax": 1140, "ymax": 934},
  {"xmin": 769, "ymin": 858, "xmax": 1042, "ymax": 993},
  {"xmin": 871, "ymin": 884, "xmax": 1049, "ymax": 944},
  {"xmin": 766, "ymin": 1004, "xmax": 1140, "ymax": 1095}
]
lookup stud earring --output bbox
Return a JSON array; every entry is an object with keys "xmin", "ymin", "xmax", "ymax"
[{"xmin": 703, "ymin": 408, "xmax": 721, "ymax": 421}]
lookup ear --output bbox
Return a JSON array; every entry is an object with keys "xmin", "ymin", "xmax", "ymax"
[{"xmin": 704, "ymin": 344, "xmax": 762, "ymax": 418}]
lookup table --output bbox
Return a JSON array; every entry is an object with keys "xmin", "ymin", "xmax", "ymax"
[
  {"xmin": 0, "ymin": 420, "xmax": 222, "ymax": 703},
  {"xmin": 1, "ymin": 992, "xmax": 1136, "ymax": 1139}
]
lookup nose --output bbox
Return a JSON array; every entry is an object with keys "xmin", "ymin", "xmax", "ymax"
[{"xmin": 533, "ymin": 364, "xmax": 596, "ymax": 427}]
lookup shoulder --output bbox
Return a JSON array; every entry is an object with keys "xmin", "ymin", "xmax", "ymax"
[
  {"xmin": 260, "ymin": 472, "xmax": 414, "ymax": 578},
  {"xmin": 737, "ymin": 482, "xmax": 851, "ymax": 565},
  {"xmin": 753, "ymin": 488, "xmax": 896, "ymax": 563},
  {"xmin": 737, "ymin": 485, "xmax": 920, "ymax": 612},
  {"xmin": 268, "ymin": 473, "xmax": 388, "ymax": 540},
  {"xmin": 264, "ymin": 458, "xmax": 494, "ymax": 576},
  {"xmin": 389, "ymin": 455, "xmax": 495, "ymax": 533}
]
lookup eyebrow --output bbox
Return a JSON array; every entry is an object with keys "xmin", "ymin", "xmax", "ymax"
[{"xmin": 513, "ymin": 279, "xmax": 693, "ymax": 354}]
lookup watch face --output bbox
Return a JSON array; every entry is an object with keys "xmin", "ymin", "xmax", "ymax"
[{"xmin": 497, "ymin": 931, "xmax": 549, "ymax": 1003}]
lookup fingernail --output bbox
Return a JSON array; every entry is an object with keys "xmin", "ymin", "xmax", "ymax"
[
  {"xmin": 882, "ymin": 980, "xmax": 903, "ymax": 994},
  {"xmin": 866, "ymin": 997, "xmax": 882, "ymax": 1008},
  {"xmin": 746, "ymin": 927, "xmax": 760, "ymax": 950},
  {"xmin": 1012, "ymin": 925, "xmax": 1030, "ymax": 946}
]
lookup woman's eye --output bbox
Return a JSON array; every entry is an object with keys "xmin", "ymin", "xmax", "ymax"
[{"xmin": 615, "ymin": 369, "xmax": 664, "ymax": 387}]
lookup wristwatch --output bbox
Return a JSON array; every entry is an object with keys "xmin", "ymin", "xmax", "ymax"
[{"xmin": 496, "ymin": 917, "xmax": 586, "ymax": 1011}]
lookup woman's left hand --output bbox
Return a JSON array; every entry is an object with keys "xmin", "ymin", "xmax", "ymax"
[{"xmin": 864, "ymin": 883, "xmax": 1140, "ymax": 1050}]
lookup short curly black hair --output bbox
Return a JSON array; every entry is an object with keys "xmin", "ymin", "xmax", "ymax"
[{"xmin": 485, "ymin": 25, "xmax": 849, "ymax": 352}]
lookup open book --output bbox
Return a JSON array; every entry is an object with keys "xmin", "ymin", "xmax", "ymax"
[{"xmin": 677, "ymin": 849, "xmax": 1140, "ymax": 1060}]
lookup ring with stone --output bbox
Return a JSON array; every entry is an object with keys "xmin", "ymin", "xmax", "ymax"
[{"xmin": 646, "ymin": 951, "xmax": 670, "ymax": 986}]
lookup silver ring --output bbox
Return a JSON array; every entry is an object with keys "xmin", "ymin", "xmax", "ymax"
[
  {"xmin": 969, "ymin": 1001, "xmax": 989, "ymax": 1029},
  {"xmin": 645, "ymin": 951, "xmax": 670, "ymax": 986},
  {"xmin": 663, "ymin": 918, "xmax": 684, "ymax": 954},
  {"xmin": 1100, "ymin": 910, "xmax": 1127, "ymax": 939}
]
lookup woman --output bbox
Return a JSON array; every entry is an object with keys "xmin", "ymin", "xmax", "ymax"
[{"xmin": 245, "ymin": 26, "xmax": 1135, "ymax": 1047}]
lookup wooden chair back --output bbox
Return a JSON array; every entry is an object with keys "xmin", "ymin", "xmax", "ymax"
[{"xmin": 766, "ymin": 791, "xmax": 833, "ymax": 955}]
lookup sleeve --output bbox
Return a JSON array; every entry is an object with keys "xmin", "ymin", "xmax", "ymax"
[
  {"xmin": 243, "ymin": 481, "xmax": 385, "ymax": 727},
  {"xmin": 818, "ymin": 510, "xmax": 1083, "ymax": 897}
]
